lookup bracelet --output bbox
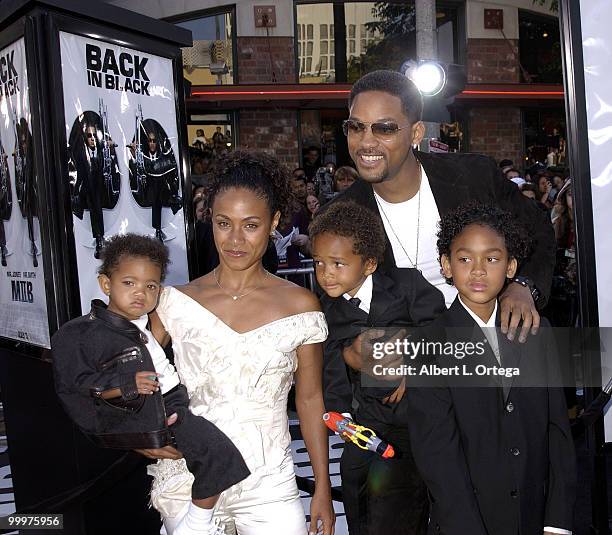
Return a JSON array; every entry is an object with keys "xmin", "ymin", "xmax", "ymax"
[{"xmin": 512, "ymin": 276, "xmax": 541, "ymax": 303}]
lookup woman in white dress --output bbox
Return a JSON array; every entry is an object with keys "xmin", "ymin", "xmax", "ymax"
[{"xmin": 145, "ymin": 151, "xmax": 335, "ymax": 535}]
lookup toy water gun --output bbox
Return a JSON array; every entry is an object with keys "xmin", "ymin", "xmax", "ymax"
[{"xmin": 323, "ymin": 411, "xmax": 395, "ymax": 459}]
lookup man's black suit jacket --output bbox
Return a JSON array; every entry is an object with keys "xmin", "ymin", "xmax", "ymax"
[
  {"xmin": 405, "ymin": 298, "xmax": 576, "ymax": 535},
  {"xmin": 322, "ymin": 269, "xmax": 445, "ymax": 427},
  {"xmin": 336, "ymin": 150, "xmax": 556, "ymax": 305}
]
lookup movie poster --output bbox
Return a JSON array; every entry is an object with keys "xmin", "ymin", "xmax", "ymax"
[
  {"xmin": 0, "ymin": 38, "xmax": 50, "ymax": 348},
  {"xmin": 59, "ymin": 32, "xmax": 189, "ymax": 312}
]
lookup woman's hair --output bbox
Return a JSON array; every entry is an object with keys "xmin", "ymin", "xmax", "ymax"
[
  {"xmin": 309, "ymin": 200, "xmax": 386, "ymax": 262},
  {"xmin": 205, "ymin": 151, "xmax": 293, "ymax": 218},
  {"xmin": 437, "ymin": 202, "xmax": 531, "ymax": 284},
  {"xmin": 98, "ymin": 233, "xmax": 170, "ymax": 281}
]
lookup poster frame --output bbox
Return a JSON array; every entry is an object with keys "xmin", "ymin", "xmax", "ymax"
[
  {"xmin": 44, "ymin": 12, "xmax": 196, "ymax": 319},
  {"xmin": 559, "ymin": 0, "xmax": 608, "ymax": 532},
  {"xmin": 0, "ymin": 16, "xmax": 54, "ymax": 356},
  {"xmin": 0, "ymin": 9, "xmax": 196, "ymax": 356}
]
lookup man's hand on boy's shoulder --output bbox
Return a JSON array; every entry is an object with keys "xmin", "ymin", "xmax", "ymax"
[{"xmin": 499, "ymin": 283, "xmax": 540, "ymax": 343}]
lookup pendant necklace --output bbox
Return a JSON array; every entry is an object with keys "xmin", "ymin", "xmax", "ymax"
[
  {"xmin": 214, "ymin": 267, "xmax": 268, "ymax": 301},
  {"xmin": 374, "ymin": 165, "xmax": 422, "ymax": 272}
]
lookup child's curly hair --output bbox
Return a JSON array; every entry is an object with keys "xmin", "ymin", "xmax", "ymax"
[
  {"xmin": 310, "ymin": 200, "xmax": 386, "ymax": 262},
  {"xmin": 205, "ymin": 151, "xmax": 294, "ymax": 219},
  {"xmin": 98, "ymin": 234, "xmax": 170, "ymax": 282},
  {"xmin": 437, "ymin": 202, "xmax": 532, "ymax": 284}
]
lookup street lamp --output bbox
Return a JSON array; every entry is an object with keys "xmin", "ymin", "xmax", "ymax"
[
  {"xmin": 401, "ymin": 59, "xmax": 447, "ymax": 96},
  {"xmin": 400, "ymin": 59, "xmax": 467, "ymax": 122}
]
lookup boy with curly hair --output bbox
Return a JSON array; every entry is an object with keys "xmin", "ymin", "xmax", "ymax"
[
  {"xmin": 310, "ymin": 200, "xmax": 445, "ymax": 535},
  {"xmin": 406, "ymin": 203, "xmax": 576, "ymax": 535},
  {"xmin": 52, "ymin": 233, "xmax": 249, "ymax": 535}
]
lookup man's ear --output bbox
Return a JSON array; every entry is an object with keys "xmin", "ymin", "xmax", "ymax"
[
  {"xmin": 411, "ymin": 121, "xmax": 426, "ymax": 146},
  {"xmin": 440, "ymin": 254, "xmax": 452, "ymax": 280},
  {"xmin": 98, "ymin": 274, "xmax": 111, "ymax": 296},
  {"xmin": 506, "ymin": 257, "xmax": 518, "ymax": 279},
  {"xmin": 364, "ymin": 258, "xmax": 378, "ymax": 277}
]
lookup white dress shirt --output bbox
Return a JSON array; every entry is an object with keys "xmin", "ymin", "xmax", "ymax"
[
  {"xmin": 374, "ymin": 169, "xmax": 458, "ymax": 307},
  {"xmin": 342, "ymin": 273, "xmax": 373, "ymax": 314},
  {"xmin": 458, "ymin": 296, "xmax": 500, "ymax": 364},
  {"xmin": 457, "ymin": 298, "xmax": 571, "ymax": 535},
  {"xmin": 131, "ymin": 315, "xmax": 180, "ymax": 394}
]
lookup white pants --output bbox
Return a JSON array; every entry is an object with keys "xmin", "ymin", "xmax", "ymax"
[{"xmin": 162, "ymin": 459, "xmax": 307, "ymax": 535}]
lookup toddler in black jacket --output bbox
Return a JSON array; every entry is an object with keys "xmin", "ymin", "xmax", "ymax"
[{"xmin": 52, "ymin": 234, "xmax": 249, "ymax": 535}]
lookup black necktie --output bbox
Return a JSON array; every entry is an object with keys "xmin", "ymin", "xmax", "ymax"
[{"xmin": 349, "ymin": 297, "xmax": 361, "ymax": 309}]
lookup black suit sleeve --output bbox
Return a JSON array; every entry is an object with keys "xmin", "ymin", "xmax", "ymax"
[
  {"xmin": 487, "ymin": 158, "xmax": 555, "ymax": 306},
  {"xmin": 405, "ymin": 382, "xmax": 489, "ymax": 535}
]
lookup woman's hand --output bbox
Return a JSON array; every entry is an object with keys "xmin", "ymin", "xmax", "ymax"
[
  {"xmin": 133, "ymin": 445, "xmax": 182, "ymax": 460},
  {"xmin": 133, "ymin": 414, "xmax": 182, "ymax": 460},
  {"xmin": 309, "ymin": 486, "xmax": 335, "ymax": 535}
]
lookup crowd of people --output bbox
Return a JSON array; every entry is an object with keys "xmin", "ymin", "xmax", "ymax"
[
  {"xmin": 52, "ymin": 70, "xmax": 581, "ymax": 535},
  {"xmin": 498, "ymin": 157, "xmax": 576, "ymax": 327}
]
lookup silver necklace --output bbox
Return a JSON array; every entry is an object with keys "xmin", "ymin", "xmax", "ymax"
[
  {"xmin": 374, "ymin": 170, "xmax": 422, "ymax": 271},
  {"xmin": 213, "ymin": 268, "xmax": 268, "ymax": 301}
]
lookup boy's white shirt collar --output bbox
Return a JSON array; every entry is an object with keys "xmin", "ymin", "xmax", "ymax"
[
  {"xmin": 458, "ymin": 295, "xmax": 500, "ymax": 365},
  {"xmin": 342, "ymin": 273, "xmax": 373, "ymax": 313},
  {"xmin": 458, "ymin": 295, "xmax": 497, "ymax": 328}
]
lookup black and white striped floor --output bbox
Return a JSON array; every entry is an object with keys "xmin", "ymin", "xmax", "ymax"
[{"xmin": 0, "ymin": 418, "xmax": 349, "ymax": 535}]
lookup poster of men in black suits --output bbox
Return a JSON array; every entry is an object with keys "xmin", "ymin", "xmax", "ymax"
[
  {"xmin": 68, "ymin": 105, "xmax": 120, "ymax": 258},
  {"xmin": 59, "ymin": 31, "xmax": 189, "ymax": 313},
  {"xmin": 128, "ymin": 110, "xmax": 181, "ymax": 242},
  {"xmin": 0, "ymin": 37, "xmax": 50, "ymax": 348}
]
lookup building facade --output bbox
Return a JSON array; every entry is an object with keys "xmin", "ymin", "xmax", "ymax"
[{"xmin": 105, "ymin": 0, "xmax": 565, "ymax": 172}]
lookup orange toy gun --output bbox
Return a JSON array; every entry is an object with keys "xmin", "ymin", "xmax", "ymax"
[{"xmin": 323, "ymin": 411, "xmax": 395, "ymax": 459}]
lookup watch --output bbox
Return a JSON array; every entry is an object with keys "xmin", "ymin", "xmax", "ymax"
[{"xmin": 512, "ymin": 276, "xmax": 541, "ymax": 304}]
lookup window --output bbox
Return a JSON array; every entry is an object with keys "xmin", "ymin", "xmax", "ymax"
[
  {"xmin": 519, "ymin": 10, "xmax": 562, "ymax": 83},
  {"xmin": 173, "ymin": 7, "xmax": 236, "ymax": 85},
  {"xmin": 307, "ymin": 24, "xmax": 313, "ymax": 39},
  {"xmin": 187, "ymin": 112, "xmax": 236, "ymax": 175},
  {"xmin": 307, "ymin": 42, "xmax": 313, "ymax": 56},
  {"xmin": 320, "ymin": 56, "xmax": 328, "ymax": 71},
  {"xmin": 296, "ymin": 2, "xmax": 459, "ymax": 84}
]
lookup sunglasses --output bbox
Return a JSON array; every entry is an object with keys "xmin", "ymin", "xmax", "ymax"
[
  {"xmin": 86, "ymin": 132, "xmax": 96, "ymax": 138},
  {"xmin": 342, "ymin": 119, "xmax": 411, "ymax": 139}
]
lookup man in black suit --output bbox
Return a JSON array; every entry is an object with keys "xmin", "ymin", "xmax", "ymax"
[{"xmin": 335, "ymin": 70, "xmax": 554, "ymax": 347}]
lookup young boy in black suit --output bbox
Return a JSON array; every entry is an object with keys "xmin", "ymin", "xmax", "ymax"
[
  {"xmin": 406, "ymin": 203, "xmax": 576, "ymax": 535},
  {"xmin": 310, "ymin": 200, "xmax": 445, "ymax": 535}
]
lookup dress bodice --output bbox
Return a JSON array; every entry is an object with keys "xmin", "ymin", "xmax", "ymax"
[{"xmin": 156, "ymin": 286, "xmax": 328, "ymax": 479}]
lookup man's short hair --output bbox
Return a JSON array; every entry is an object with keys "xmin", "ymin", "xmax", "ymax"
[
  {"xmin": 349, "ymin": 70, "xmax": 423, "ymax": 124},
  {"xmin": 310, "ymin": 201, "xmax": 386, "ymax": 263}
]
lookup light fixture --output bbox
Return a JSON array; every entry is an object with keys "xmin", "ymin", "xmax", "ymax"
[
  {"xmin": 401, "ymin": 59, "xmax": 447, "ymax": 96},
  {"xmin": 542, "ymin": 32, "xmax": 549, "ymax": 38}
]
